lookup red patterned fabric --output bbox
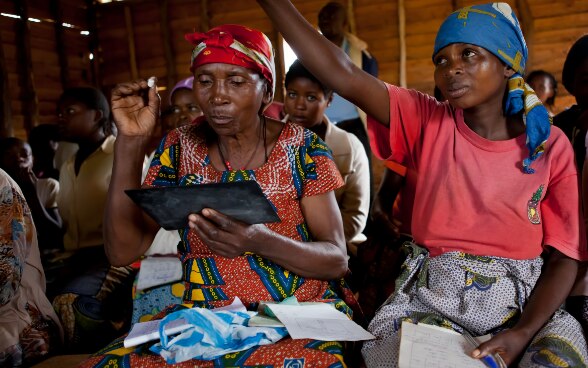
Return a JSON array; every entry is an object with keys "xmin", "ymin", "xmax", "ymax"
[
  {"xmin": 141, "ymin": 120, "xmax": 344, "ymax": 308},
  {"xmin": 185, "ymin": 24, "xmax": 274, "ymax": 90}
]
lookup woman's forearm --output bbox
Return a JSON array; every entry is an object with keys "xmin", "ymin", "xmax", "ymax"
[
  {"xmin": 256, "ymin": 0, "xmax": 390, "ymax": 125},
  {"xmin": 513, "ymin": 250, "xmax": 578, "ymax": 339},
  {"xmin": 256, "ymin": 0, "xmax": 354, "ymax": 94},
  {"xmin": 104, "ymin": 135, "xmax": 158, "ymax": 266},
  {"xmin": 251, "ymin": 229, "xmax": 348, "ymax": 280}
]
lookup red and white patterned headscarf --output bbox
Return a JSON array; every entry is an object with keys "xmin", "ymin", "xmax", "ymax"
[{"xmin": 185, "ymin": 25, "xmax": 276, "ymax": 100}]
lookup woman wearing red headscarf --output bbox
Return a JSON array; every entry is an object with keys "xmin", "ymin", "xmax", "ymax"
[{"xmin": 80, "ymin": 25, "xmax": 353, "ymax": 367}]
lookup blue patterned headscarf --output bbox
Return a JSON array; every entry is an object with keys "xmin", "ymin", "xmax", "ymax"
[{"xmin": 433, "ymin": 3, "xmax": 551, "ymax": 174}]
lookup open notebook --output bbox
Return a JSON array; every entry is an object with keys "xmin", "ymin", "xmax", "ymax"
[{"xmin": 399, "ymin": 321, "xmax": 502, "ymax": 368}]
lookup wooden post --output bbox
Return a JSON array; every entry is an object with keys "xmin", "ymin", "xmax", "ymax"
[
  {"xmin": 86, "ymin": 0, "xmax": 100, "ymax": 87},
  {"xmin": 124, "ymin": 5, "xmax": 139, "ymax": 80},
  {"xmin": 0, "ymin": 27, "xmax": 13, "ymax": 138},
  {"xmin": 273, "ymin": 32, "xmax": 285, "ymax": 102},
  {"xmin": 516, "ymin": 0, "xmax": 534, "ymax": 72},
  {"xmin": 346, "ymin": 0, "xmax": 357, "ymax": 35},
  {"xmin": 398, "ymin": 0, "xmax": 407, "ymax": 87},
  {"xmin": 14, "ymin": 0, "xmax": 39, "ymax": 132},
  {"xmin": 50, "ymin": 0, "xmax": 70, "ymax": 89},
  {"xmin": 160, "ymin": 0, "xmax": 177, "ymax": 90},
  {"xmin": 451, "ymin": 0, "xmax": 459, "ymax": 11},
  {"xmin": 200, "ymin": 0, "xmax": 209, "ymax": 32}
]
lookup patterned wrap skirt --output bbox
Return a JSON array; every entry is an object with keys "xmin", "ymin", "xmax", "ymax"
[{"xmin": 362, "ymin": 242, "xmax": 588, "ymax": 368}]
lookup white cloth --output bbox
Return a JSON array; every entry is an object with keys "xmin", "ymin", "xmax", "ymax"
[
  {"xmin": 324, "ymin": 119, "xmax": 370, "ymax": 246},
  {"xmin": 36, "ymin": 177, "xmax": 59, "ymax": 209}
]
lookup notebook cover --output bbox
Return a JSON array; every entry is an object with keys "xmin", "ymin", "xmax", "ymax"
[{"xmin": 125, "ymin": 181, "xmax": 280, "ymax": 230}]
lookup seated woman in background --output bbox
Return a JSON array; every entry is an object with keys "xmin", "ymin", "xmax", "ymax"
[
  {"xmin": 283, "ymin": 60, "xmax": 370, "ymax": 258},
  {"xmin": 51, "ymin": 87, "xmax": 135, "ymax": 353},
  {"xmin": 80, "ymin": 24, "xmax": 353, "ymax": 367},
  {"xmin": 527, "ymin": 70, "xmax": 557, "ymax": 117},
  {"xmin": 168, "ymin": 76, "xmax": 203, "ymax": 128},
  {"xmin": 0, "ymin": 168, "xmax": 62, "ymax": 367},
  {"xmin": 0, "ymin": 138, "xmax": 63, "ymax": 252}
]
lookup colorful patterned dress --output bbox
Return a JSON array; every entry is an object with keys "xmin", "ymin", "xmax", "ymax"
[
  {"xmin": 81, "ymin": 121, "xmax": 353, "ymax": 367},
  {"xmin": 0, "ymin": 170, "xmax": 62, "ymax": 367}
]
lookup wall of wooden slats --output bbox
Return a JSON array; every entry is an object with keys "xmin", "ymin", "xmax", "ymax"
[
  {"xmin": 1, "ymin": 0, "xmax": 92, "ymax": 139},
  {"xmin": 2, "ymin": 0, "xmax": 588, "ymax": 140}
]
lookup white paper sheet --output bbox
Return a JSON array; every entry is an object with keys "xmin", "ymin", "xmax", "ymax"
[
  {"xmin": 124, "ymin": 318, "xmax": 190, "ymax": 348},
  {"xmin": 398, "ymin": 322, "xmax": 490, "ymax": 368},
  {"xmin": 265, "ymin": 303, "xmax": 375, "ymax": 341},
  {"xmin": 136, "ymin": 256, "xmax": 183, "ymax": 290}
]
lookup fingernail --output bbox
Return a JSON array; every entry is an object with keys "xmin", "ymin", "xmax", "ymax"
[
  {"xmin": 202, "ymin": 209, "xmax": 210, "ymax": 216},
  {"xmin": 147, "ymin": 76, "xmax": 157, "ymax": 88},
  {"xmin": 472, "ymin": 349, "xmax": 480, "ymax": 357}
]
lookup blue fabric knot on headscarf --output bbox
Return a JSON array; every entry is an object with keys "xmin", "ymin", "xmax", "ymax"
[{"xmin": 433, "ymin": 3, "xmax": 551, "ymax": 174}]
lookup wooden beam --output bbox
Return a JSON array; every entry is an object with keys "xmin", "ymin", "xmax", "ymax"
[
  {"xmin": 50, "ymin": 0, "xmax": 70, "ymax": 89},
  {"xmin": 398, "ymin": 0, "xmax": 407, "ymax": 87},
  {"xmin": 200, "ymin": 0, "xmax": 209, "ymax": 32},
  {"xmin": 124, "ymin": 5, "xmax": 139, "ymax": 80},
  {"xmin": 346, "ymin": 0, "xmax": 357, "ymax": 35},
  {"xmin": 0, "ymin": 26, "xmax": 13, "ymax": 138},
  {"xmin": 159, "ymin": 0, "xmax": 177, "ymax": 91},
  {"xmin": 14, "ymin": 0, "xmax": 39, "ymax": 133},
  {"xmin": 451, "ymin": 0, "xmax": 459, "ymax": 11},
  {"xmin": 516, "ymin": 0, "xmax": 534, "ymax": 72},
  {"xmin": 273, "ymin": 31, "xmax": 285, "ymax": 103}
]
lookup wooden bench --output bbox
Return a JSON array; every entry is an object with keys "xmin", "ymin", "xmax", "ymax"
[{"xmin": 31, "ymin": 354, "xmax": 89, "ymax": 368}]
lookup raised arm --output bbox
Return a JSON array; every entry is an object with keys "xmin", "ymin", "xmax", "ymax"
[
  {"xmin": 104, "ymin": 79, "xmax": 161, "ymax": 266},
  {"xmin": 256, "ymin": 0, "xmax": 390, "ymax": 125}
]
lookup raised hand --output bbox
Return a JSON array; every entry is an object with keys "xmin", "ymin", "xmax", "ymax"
[{"xmin": 110, "ymin": 78, "xmax": 160, "ymax": 137}]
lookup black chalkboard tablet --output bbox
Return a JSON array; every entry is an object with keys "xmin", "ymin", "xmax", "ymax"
[{"xmin": 125, "ymin": 181, "xmax": 280, "ymax": 230}]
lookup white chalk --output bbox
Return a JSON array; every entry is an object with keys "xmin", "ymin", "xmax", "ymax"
[{"xmin": 147, "ymin": 76, "xmax": 156, "ymax": 88}]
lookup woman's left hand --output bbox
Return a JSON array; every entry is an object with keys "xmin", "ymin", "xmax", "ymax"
[
  {"xmin": 188, "ymin": 208, "xmax": 267, "ymax": 258},
  {"xmin": 472, "ymin": 328, "xmax": 531, "ymax": 366}
]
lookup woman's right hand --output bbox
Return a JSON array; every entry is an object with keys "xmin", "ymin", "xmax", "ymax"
[{"xmin": 111, "ymin": 78, "xmax": 160, "ymax": 137}]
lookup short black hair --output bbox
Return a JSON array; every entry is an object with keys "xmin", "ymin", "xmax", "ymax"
[
  {"xmin": 285, "ymin": 60, "xmax": 332, "ymax": 96},
  {"xmin": 0, "ymin": 137, "xmax": 25, "ymax": 165},
  {"xmin": 562, "ymin": 35, "xmax": 588, "ymax": 95},
  {"xmin": 319, "ymin": 1, "xmax": 347, "ymax": 20},
  {"xmin": 58, "ymin": 86, "xmax": 112, "ymax": 135},
  {"xmin": 526, "ymin": 70, "xmax": 558, "ymax": 106}
]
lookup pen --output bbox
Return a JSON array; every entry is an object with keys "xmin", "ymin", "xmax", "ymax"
[{"xmin": 462, "ymin": 330, "xmax": 507, "ymax": 368}]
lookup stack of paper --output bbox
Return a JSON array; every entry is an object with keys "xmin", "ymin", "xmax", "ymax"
[{"xmin": 265, "ymin": 303, "xmax": 375, "ymax": 341}]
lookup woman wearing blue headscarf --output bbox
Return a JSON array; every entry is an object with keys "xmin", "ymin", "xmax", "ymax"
[{"xmin": 256, "ymin": 1, "xmax": 588, "ymax": 367}]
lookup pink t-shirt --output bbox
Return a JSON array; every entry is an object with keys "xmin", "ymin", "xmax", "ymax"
[{"xmin": 368, "ymin": 83, "xmax": 588, "ymax": 261}]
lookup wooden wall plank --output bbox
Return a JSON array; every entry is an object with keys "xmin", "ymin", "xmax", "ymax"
[
  {"xmin": 14, "ymin": 0, "xmax": 39, "ymax": 134},
  {"xmin": 3, "ymin": 0, "xmax": 588, "ymax": 139},
  {"xmin": 0, "ymin": 23, "xmax": 13, "ymax": 138}
]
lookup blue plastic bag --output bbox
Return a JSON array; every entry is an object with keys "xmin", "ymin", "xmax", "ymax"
[{"xmin": 150, "ymin": 307, "xmax": 288, "ymax": 364}]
